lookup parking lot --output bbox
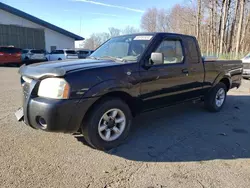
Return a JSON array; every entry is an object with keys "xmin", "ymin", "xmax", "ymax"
[{"xmin": 0, "ymin": 67, "xmax": 250, "ymax": 188}]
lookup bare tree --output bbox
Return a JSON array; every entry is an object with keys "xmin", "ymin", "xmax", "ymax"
[
  {"xmin": 83, "ymin": 33, "xmax": 108, "ymax": 50},
  {"xmin": 219, "ymin": 0, "xmax": 228, "ymax": 54},
  {"xmin": 228, "ymin": 0, "xmax": 239, "ymax": 53},
  {"xmin": 140, "ymin": 8, "xmax": 158, "ymax": 32},
  {"xmin": 157, "ymin": 9, "xmax": 170, "ymax": 32},
  {"xmin": 235, "ymin": 0, "xmax": 246, "ymax": 57},
  {"xmin": 122, "ymin": 26, "xmax": 140, "ymax": 34},
  {"xmin": 197, "ymin": 0, "xmax": 202, "ymax": 41},
  {"xmin": 108, "ymin": 27, "xmax": 120, "ymax": 37}
]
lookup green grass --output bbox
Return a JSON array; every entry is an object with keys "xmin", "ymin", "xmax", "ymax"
[{"xmin": 202, "ymin": 52, "xmax": 248, "ymax": 60}]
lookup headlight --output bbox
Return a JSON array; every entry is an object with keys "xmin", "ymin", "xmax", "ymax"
[{"xmin": 38, "ymin": 78, "xmax": 70, "ymax": 99}]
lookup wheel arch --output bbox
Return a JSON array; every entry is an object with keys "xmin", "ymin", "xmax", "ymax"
[
  {"xmin": 212, "ymin": 73, "xmax": 232, "ymax": 91},
  {"xmin": 83, "ymin": 91, "xmax": 141, "ymax": 121},
  {"xmin": 219, "ymin": 77, "xmax": 230, "ymax": 91}
]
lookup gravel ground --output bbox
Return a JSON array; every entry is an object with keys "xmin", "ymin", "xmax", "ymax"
[{"xmin": 0, "ymin": 67, "xmax": 250, "ymax": 188}]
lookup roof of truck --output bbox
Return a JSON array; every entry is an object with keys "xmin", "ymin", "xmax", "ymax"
[{"xmin": 117, "ymin": 32, "xmax": 196, "ymax": 38}]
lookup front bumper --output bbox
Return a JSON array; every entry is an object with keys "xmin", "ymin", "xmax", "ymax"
[
  {"xmin": 22, "ymin": 97, "xmax": 98, "ymax": 133},
  {"xmin": 19, "ymin": 79, "xmax": 98, "ymax": 133},
  {"xmin": 26, "ymin": 98, "xmax": 79, "ymax": 132}
]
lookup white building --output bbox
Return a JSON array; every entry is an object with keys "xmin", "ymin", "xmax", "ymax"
[{"xmin": 0, "ymin": 2, "xmax": 84, "ymax": 52}]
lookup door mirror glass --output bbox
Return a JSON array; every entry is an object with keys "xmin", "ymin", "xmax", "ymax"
[{"xmin": 150, "ymin": 52, "xmax": 164, "ymax": 65}]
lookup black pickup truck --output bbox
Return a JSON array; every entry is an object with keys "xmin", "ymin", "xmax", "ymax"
[{"xmin": 16, "ymin": 33, "xmax": 242, "ymax": 150}]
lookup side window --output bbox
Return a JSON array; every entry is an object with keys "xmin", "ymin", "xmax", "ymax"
[
  {"xmin": 155, "ymin": 39, "xmax": 184, "ymax": 64},
  {"xmin": 50, "ymin": 50, "xmax": 56, "ymax": 54},
  {"xmin": 187, "ymin": 38, "xmax": 199, "ymax": 63},
  {"xmin": 58, "ymin": 50, "xmax": 64, "ymax": 54},
  {"xmin": 53, "ymin": 50, "xmax": 63, "ymax": 54}
]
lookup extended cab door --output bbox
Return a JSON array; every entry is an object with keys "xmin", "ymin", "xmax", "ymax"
[{"xmin": 139, "ymin": 35, "xmax": 204, "ymax": 110}]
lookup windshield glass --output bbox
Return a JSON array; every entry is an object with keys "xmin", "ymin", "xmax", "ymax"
[
  {"xmin": 90, "ymin": 34, "xmax": 153, "ymax": 62},
  {"xmin": 31, "ymin": 50, "xmax": 45, "ymax": 54},
  {"xmin": 22, "ymin": 50, "xmax": 29, "ymax": 53}
]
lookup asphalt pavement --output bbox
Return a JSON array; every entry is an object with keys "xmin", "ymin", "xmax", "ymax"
[{"xmin": 0, "ymin": 67, "xmax": 250, "ymax": 188}]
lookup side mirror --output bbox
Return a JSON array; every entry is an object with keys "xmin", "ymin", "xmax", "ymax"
[{"xmin": 150, "ymin": 52, "xmax": 164, "ymax": 65}]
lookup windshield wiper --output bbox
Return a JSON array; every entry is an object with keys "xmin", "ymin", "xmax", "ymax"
[{"xmin": 86, "ymin": 56, "xmax": 99, "ymax": 60}]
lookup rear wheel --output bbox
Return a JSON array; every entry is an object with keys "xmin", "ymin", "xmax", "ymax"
[
  {"xmin": 81, "ymin": 98, "xmax": 132, "ymax": 150},
  {"xmin": 58, "ymin": 58, "xmax": 62, "ymax": 60},
  {"xmin": 205, "ymin": 82, "xmax": 227, "ymax": 112}
]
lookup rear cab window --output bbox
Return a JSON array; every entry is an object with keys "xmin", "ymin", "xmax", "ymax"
[
  {"xmin": 186, "ymin": 37, "xmax": 200, "ymax": 63},
  {"xmin": 55, "ymin": 50, "xmax": 64, "ymax": 54},
  {"xmin": 22, "ymin": 50, "xmax": 29, "ymax": 53}
]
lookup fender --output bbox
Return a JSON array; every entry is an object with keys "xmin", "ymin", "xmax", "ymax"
[
  {"xmin": 81, "ymin": 79, "xmax": 140, "ymax": 99},
  {"xmin": 69, "ymin": 79, "xmax": 140, "ymax": 132},
  {"xmin": 212, "ymin": 71, "xmax": 232, "ymax": 88}
]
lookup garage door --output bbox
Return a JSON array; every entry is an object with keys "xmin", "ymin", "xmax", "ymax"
[{"xmin": 0, "ymin": 24, "xmax": 45, "ymax": 49}]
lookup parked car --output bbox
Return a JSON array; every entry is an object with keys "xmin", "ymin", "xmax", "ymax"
[
  {"xmin": 16, "ymin": 33, "xmax": 242, "ymax": 150},
  {"xmin": 77, "ymin": 50, "xmax": 94, "ymax": 59},
  {"xmin": 242, "ymin": 53, "xmax": 250, "ymax": 79},
  {"xmin": 22, "ymin": 49, "xmax": 47, "ymax": 63},
  {"xmin": 46, "ymin": 49, "xmax": 78, "ymax": 61},
  {"xmin": 0, "ymin": 46, "xmax": 22, "ymax": 66}
]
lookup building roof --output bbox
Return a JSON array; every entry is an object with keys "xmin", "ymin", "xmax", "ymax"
[{"xmin": 0, "ymin": 2, "xmax": 84, "ymax": 41}]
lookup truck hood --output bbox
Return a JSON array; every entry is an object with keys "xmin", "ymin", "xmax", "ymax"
[{"xmin": 19, "ymin": 59, "xmax": 118, "ymax": 79}]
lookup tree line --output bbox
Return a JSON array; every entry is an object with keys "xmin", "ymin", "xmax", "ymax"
[
  {"xmin": 83, "ymin": 0, "xmax": 250, "ymax": 59},
  {"xmin": 82, "ymin": 26, "xmax": 139, "ymax": 50}
]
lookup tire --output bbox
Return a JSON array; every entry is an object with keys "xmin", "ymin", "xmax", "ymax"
[
  {"xmin": 204, "ymin": 82, "xmax": 227, "ymax": 112},
  {"xmin": 58, "ymin": 58, "xmax": 62, "ymax": 60},
  {"xmin": 81, "ymin": 98, "xmax": 132, "ymax": 150}
]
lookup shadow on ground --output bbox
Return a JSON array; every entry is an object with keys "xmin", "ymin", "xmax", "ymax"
[{"xmin": 75, "ymin": 95, "xmax": 250, "ymax": 162}]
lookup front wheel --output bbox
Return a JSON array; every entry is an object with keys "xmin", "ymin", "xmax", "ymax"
[
  {"xmin": 81, "ymin": 98, "xmax": 132, "ymax": 150},
  {"xmin": 205, "ymin": 82, "xmax": 227, "ymax": 112}
]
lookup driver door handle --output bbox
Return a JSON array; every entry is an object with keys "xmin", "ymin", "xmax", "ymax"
[{"xmin": 182, "ymin": 69, "xmax": 189, "ymax": 74}]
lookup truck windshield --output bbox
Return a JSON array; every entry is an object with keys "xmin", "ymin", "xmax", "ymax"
[{"xmin": 89, "ymin": 34, "xmax": 153, "ymax": 62}]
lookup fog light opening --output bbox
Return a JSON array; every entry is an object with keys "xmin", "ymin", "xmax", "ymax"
[{"xmin": 37, "ymin": 117, "xmax": 47, "ymax": 129}]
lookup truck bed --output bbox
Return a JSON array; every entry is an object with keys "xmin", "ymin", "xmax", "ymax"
[{"xmin": 204, "ymin": 60, "xmax": 242, "ymax": 89}]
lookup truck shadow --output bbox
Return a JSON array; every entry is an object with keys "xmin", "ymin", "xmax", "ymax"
[{"xmin": 76, "ymin": 95, "xmax": 250, "ymax": 162}]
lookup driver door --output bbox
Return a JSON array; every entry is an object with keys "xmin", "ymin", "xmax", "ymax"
[{"xmin": 139, "ymin": 36, "xmax": 197, "ymax": 110}]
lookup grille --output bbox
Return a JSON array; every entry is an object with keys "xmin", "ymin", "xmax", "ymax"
[
  {"xmin": 21, "ymin": 76, "xmax": 33, "ymax": 102},
  {"xmin": 243, "ymin": 63, "xmax": 250, "ymax": 69}
]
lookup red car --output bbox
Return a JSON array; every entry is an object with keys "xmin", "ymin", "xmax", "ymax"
[{"xmin": 0, "ymin": 47, "xmax": 22, "ymax": 66}]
